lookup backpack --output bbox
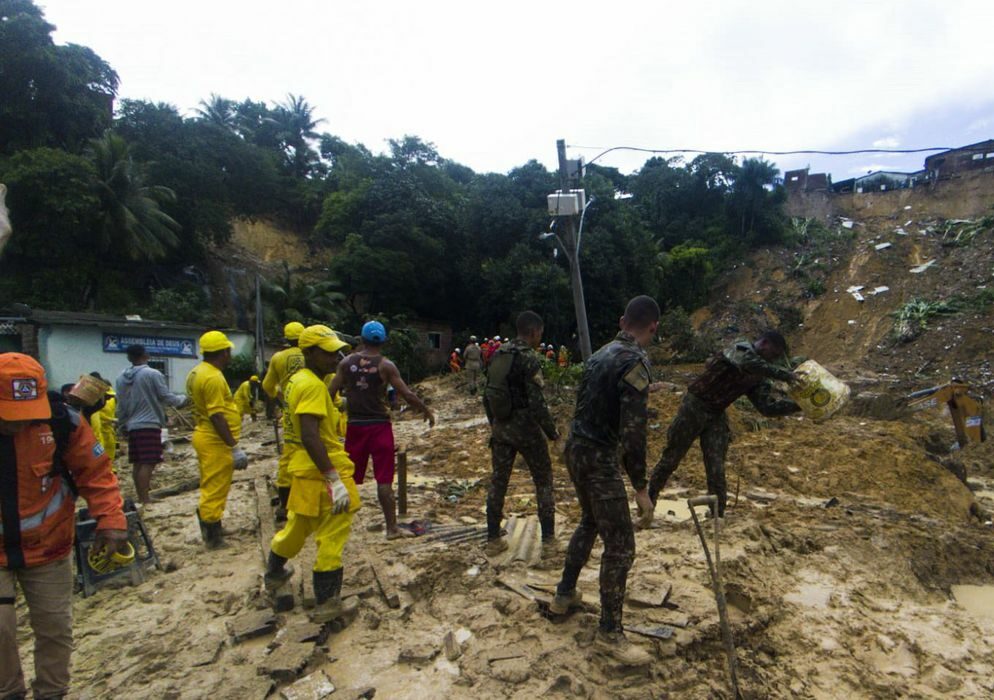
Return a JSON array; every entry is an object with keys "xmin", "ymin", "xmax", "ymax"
[
  {"xmin": 483, "ymin": 346, "xmax": 518, "ymax": 421},
  {"xmin": 45, "ymin": 392, "xmax": 80, "ymax": 497}
]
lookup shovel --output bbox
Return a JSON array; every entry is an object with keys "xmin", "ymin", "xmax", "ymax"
[{"xmin": 688, "ymin": 494, "xmax": 740, "ymax": 699}]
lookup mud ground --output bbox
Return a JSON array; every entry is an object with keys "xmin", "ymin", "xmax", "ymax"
[{"xmin": 12, "ymin": 372, "xmax": 994, "ymax": 699}]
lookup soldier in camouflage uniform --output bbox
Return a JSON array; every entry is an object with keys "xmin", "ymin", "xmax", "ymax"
[
  {"xmin": 550, "ymin": 296, "xmax": 660, "ymax": 667},
  {"xmin": 483, "ymin": 311, "xmax": 560, "ymax": 558},
  {"xmin": 648, "ymin": 330, "xmax": 801, "ymax": 515}
]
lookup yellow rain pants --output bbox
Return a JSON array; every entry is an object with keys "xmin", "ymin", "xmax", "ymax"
[
  {"xmin": 270, "ymin": 476, "xmax": 358, "ymax": 571},
  {"xmin": 193, "ymin": 431, "xmax": 235, "ymax": 523}
]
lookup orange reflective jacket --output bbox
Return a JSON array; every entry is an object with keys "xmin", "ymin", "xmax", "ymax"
[{"xmin": 0, "ymin": 409, "xmax": 126, "ymax": 569}]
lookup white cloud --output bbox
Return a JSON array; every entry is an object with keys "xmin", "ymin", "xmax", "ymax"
[
  {"xmin": 38, "ymin": 0, "xmax": 994, "ymax": 174},
  {"xmin": 872, "ymin": 136, "xmax": 901, "ymax": 148}
]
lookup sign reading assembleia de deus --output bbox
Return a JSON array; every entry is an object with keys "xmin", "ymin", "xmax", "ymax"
[{"xmin": 102, "ymin": 333, "xmax": 197, "ymax": 358}]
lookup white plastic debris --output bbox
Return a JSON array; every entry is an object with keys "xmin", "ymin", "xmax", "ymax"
[
  {"xmin": 874, "ymin": 242, "xmax": 892, "ymax": 251},
  {"xmin": 869, "ymin": 286, "xmax": 890, "ymax": 295},
  {"xmin": 841, "ymin": 219, "xmax": 855, "ymax": 229},
  {"xmin": 904, "ymin": 205, "xmax": 912, "ymax": 210},
  {"xmin": 895, "ymin": 228, "xmax": 908, "ymax": 236},
  {"xmin": 910, "ymin": 260, "xmax": 937, "ymax": 273},
  {"xmin": 848, "ymin": 320, "xmax": 857, "ymax": 325}
]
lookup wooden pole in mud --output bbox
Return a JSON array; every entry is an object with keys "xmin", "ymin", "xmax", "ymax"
[{"xmin": 397, "ymin": 449, "xmax": 408, "ymax": 515}]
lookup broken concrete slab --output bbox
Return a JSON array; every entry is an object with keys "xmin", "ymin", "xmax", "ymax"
[
  {"xmin": 280, "ymin": 669, "xmax": 335, "ymax": 700},
  {"xmin": 370, "ymin": 559, "xmax": 401, "ymax": 609},
  {"xmin": 259, "ymin": 642, "xmax": 318, "ymax": 682},
  {"xmin": 228, "ymin": 609, "xmax": 277, "ymax": 643},
  {"xmin": 398, "ymin": 646, "xmax": 439, "ymax": 666},
  {"xmin": 628, "ymin": 582, "xmax": 673, "ymax": 608},
  {"xmin": 626, "ymin": 624, "xmax": 675, "ymax": 640}
]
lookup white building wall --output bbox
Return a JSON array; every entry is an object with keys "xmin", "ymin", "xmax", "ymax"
[{"xmin": 38, "ymin": 325, "xmax": 254, "ymax": 394}]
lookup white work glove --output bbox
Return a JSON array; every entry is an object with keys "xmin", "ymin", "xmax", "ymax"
[
  {"xmin": 231, "ymin": 447, "xmax": 249, "ymax": 470},
  {"xmin": 324, "ymin": 471, "xmax": 351, "ymax": 514}
]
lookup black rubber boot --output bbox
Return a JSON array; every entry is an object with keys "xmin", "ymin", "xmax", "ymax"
[
  {"xmin": 275, "ymin": 487, "xmax": 291, "ymax": 524},
  {"xmin": 264, "ymin": 551, "xmax": 293, "ymax": 591},
  {"xmin": 313, "ymin": 568, "xmax": 343, "ymax": 605},
  {"xmin": 310, "ymin": 568, "xmax": 357, "ymax": 626},
  {"xmin": 204, "ymin": 520, "xmax": 226, "ymax": 550},
  {"xmin": 196, "ymin": 509, "xmax": 209, "ymax": 543}
]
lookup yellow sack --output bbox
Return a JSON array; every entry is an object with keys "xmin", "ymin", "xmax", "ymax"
[{"xmin": 789, "ymin": 360, "xmax": 850, "ymax": 422}]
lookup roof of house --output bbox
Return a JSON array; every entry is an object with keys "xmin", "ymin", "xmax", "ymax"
[{"xmin": 1, "ymin": 307, "xmax": 241, "ymax": 333}]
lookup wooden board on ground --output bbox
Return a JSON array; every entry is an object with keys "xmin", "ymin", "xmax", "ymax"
[
  {"xmin": 254, "ymin": 476, "xmax": 295, "ymax": 612},
  {"xmin": 150, "ymin": 478, "xmax": 200, "ymax": 500}
]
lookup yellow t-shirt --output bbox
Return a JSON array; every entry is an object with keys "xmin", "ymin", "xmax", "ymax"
[
  {"xmin": 262, "ymin": 346, "xmax": 305, "ymax": 400},
  {"xmin": 186, "ymin": 361, "xmax": 241, "ymax": 440},
  {"xmin": 284, "ymin": 368, "xmax": 359, "ymax": 514}
]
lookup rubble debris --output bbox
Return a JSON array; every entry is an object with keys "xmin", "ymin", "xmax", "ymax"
[
  {"xmin": 280, "ymin": 670, "xmax": 336, "ymax": 700},
  {"xmin": 228, "ymin": 610, "xmax": 278, "ymax": 643},
  {"xmin": 874, "ymin": 242, "xmax": 892, "ymax": 251},
  {"xmin": 259, "ymin": 642, "xmax": 318, "ymax": 682},
  {"xmin": 910, "ymin": 260, "xmax": 937, "ymax": 273}
]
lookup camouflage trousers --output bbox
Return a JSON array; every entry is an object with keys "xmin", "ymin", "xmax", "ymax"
[
  {"xmin": 557, "ymin": 438, "xmax": 635, "ymax": 633},
  {"xmin": 647, "ymin": 392, "xmax": 731, "ymax": 515},
  {"xmin": 487, "ymin": 420, "xmax": 555, "ymax": 540}
]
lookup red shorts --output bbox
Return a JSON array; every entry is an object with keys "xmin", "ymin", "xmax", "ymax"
[
  {"xmin": 346, "ymin": 422, "xmax": 395, "ymax": 485},
  {"xmin": 128, "ymin": 428, "xmax": 163, "ymax": 465}
]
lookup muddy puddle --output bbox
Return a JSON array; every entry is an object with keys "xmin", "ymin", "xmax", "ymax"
[{"xmin": 951, "ymin": 585, "xmax": 994, "ymax": 623}]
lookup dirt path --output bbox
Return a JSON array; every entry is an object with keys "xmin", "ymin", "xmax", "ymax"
[{"xmin": 13, "ymin": 375, "xmax": 994, "ymax": 699}]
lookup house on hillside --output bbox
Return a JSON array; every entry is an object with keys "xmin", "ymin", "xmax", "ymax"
[
  {"xmin": 403, "ymin": 318, "xmax": 452, "ymax": 372},
  {"xmin": 851, "ymin": 170, "xmax": 924, "ymax": 193},
  {"xmin": 924, "ymin": 139, "xmax": 994, "ymax": 180},
  {"xmin": 0, "ymin": 308, "xmax": 254, "ymax": 393},
  {"xmin": 784, "ymin": 168, "xmax": 831, "ymax": 193}
]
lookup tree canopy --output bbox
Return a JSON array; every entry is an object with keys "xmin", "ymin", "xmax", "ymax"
[{"xmin": 0, "ymin": 0, "xmax": 790, "ymax": 351}]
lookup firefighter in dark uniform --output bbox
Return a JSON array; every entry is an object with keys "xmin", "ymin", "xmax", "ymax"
[
  {"xmin": 483, "ymin": 311, "xmax": 560, "ymax": 559},
  {"xmin": 550, "ymin": 296, "xmax": 659, "ymax": 666},
  {"xmin": 647, "ymin": 330, "xmax": 801, "ymax": 515}
]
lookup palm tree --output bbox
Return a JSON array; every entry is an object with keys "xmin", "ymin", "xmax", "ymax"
[
  {"xmin": 261, "ymin": 262, "xmax": 346, "ymax": 329},
  {"xmin": 88, "ymin": 131, "xmax": 181, "ymax": 261},
  {"xmin": 195, "ymin": 93, "xmax": 237, "ymax": 130},
  {"xmin": 273, "ymin": 94, "xmax": 325, "ymax": 176}
]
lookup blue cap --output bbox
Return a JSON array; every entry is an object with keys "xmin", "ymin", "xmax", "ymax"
[{"xmin": 361, "ymin": 320, "xmax": 388, "ymax": 344}]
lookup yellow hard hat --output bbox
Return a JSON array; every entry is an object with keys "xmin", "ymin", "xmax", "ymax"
[
  {"xmin": 199, "ymin": 330, "xmax": 233, "ymax": 353},
  {"xmin": 299, "ymin": 325, "xmax": 347, "ymax": 354},
  {"xmin": 284, "ymin": 321, "xmax": 305, "ymax": 341},
  {"xmin": 250, "ymin": 375, "xmax": 259, "ymax": 382}
]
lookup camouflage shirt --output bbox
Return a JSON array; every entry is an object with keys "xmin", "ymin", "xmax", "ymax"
[
  {"xmin": 570, "ymin": 331, "xmax": 651, "ymax": 491},
  {"xmin": 493, "ymin": 338, "xmax": 558, "ymax": 439},
  {"xmin": 688, "ymin": 340, "xmax": 800, "ymax": 415}
]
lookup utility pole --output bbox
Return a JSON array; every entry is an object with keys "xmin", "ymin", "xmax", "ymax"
[{"xmin": 556, "ymin": 139, "xmax": 593, "ymax": 361}]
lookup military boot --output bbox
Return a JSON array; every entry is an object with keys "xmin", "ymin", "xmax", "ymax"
[
  {"xmin": 593, "ymin": 629, "xmax": 652, "ymax": 666},
  {"xmin": 263, "ymin": 551, "xmax": 294, "ymax": 592},
  {"xmin": 275, "ymin": 487, "xmax": 290, "ymax": 524},
  {"xmin": 483, "ymin": 537, "xmax": 509, "ymax": 557},
  {"xmin": 549, "ymin": 588, "xmax": 582, "ymax": 615}
]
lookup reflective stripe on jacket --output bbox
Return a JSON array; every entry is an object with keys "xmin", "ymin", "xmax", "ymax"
[{"xmin": 0, "ymin": 416, "xmax": 126, "ymax": 569}]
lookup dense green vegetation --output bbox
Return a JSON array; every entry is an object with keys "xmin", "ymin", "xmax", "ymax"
[{"xmin": 0, "ymin": 0, "xmax": 790, "ymax": 347}]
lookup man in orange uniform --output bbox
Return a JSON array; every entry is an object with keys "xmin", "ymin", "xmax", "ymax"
[{"xmin": 0, "ymin": 353, "xmax": 128, "ymax": 699}]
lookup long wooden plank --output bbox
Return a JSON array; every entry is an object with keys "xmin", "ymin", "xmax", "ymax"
[{"xmin": 255, "ymin": 476, "xmax": 295, "ymax": 612}]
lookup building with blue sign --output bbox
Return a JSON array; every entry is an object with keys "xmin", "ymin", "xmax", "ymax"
[{"xmin": 0, "ymin": 309, "xmax": 254, "ymax": 393}]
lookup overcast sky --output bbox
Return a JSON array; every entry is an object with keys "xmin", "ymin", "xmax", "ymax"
[{"xmin": 39, "ymin": 0, "xmax": 994, "ymax": 180}]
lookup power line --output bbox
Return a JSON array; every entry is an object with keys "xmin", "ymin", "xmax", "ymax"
[{"xmin": 570, "ymin": 144, "xmax": 953, "ymax": 167}]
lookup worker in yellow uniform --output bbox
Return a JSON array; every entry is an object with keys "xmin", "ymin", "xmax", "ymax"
[
  {"xmin": 234, "ymin": 375, "xmax": 261, "ymax": 421},
  {"xmin": 263, "ymin": 325, "xmax": 360, "ymax": 622},
  {"xmin": 94, "ymin": 388, "xmax": 118, "ymax": 467},
  {"xmin": 262, "ymin": 321, "xmax": 306, "ymax": 522},
  {"xmin": 187, "ymin": 330, "xmax": 246, "ymax": 549}
]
